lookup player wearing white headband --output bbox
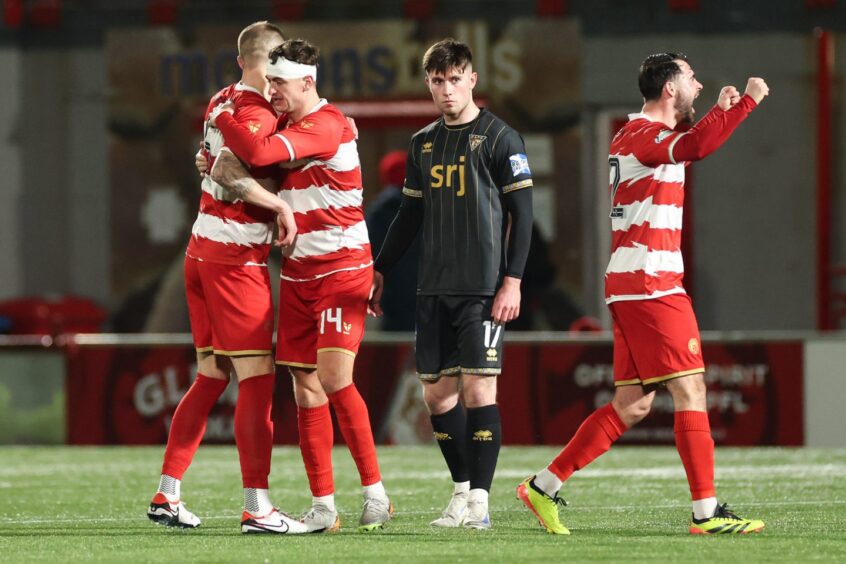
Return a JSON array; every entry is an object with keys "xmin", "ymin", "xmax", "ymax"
[{"xmin": 210, "ymin": 38, "xmax": 393, "ymax": 534}]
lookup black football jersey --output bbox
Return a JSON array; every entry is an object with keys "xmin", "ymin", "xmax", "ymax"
[{"xmin": 403, "ymin": 109, "xmax": 533, "ymax": 295}]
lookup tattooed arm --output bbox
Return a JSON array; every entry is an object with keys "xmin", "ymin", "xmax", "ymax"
[{"xmin": 210, "ymin": 150, "xmax": 297, "ymax": 246}]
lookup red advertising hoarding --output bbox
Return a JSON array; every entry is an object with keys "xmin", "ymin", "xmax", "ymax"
[{"xmin": 64, "ymin": 338, "xmax": 803, "ymax": 446}]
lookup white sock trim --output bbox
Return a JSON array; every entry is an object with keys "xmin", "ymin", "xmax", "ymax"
[
  {"xmin": 158, "ymin": 474, "xmax": 181, "ymax": 500},
  {"xmin": 245, "ymin": 488, "xmax": 274, "ymax": 516},
  {"xmin": 363, "ymin": 481, "xmax": 387, "ymax": 500},
  {"xmin": 468, "ymin": 488, "xmax": 489, "ymax": 503},
  {"xmin": 313, "ymin": 494, "xmax": 336, "ymax": 512},
  {"xmin": 534, "ymin": 468, "xmax": 563, "ymax": 498},
  {"xmin": 692, "ymin": 497, "xmax": 718, "ymax": 520},
  {"xmin": 453, "ymin": 481, "xmax": 470, "ymax": 494}
]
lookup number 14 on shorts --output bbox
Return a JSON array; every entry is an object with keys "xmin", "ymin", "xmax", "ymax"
[{"xmin": 320, "ymin": 308, "xmax": 351, "ymax": 335}]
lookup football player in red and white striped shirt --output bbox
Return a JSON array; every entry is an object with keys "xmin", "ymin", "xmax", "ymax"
[
  {"xmin": 148, "ymin": 22, "xmax": 307, "ymax": 536},
  {"xmin": 519, "ymin": 53, "xmax": 768, "ymax": 535},
  {"xmin": 211, "ymin": 38, "xmax": 391, "ymax": 533}
]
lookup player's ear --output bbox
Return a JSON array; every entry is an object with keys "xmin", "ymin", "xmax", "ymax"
[
  {"xmin": 469, "ymin": 71, "xmax": 478, "ymax": 89},
  {"xmin": 664, "ymin": 80, "xmax": 676, "ymax": 98},
  {"xmin": 236, "ymin": 55, "xmax": 245, "ymax": 71}
]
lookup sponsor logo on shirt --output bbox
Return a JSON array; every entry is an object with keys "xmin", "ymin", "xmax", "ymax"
[
  {"xmin": 655, "ymin": 130, "xmax": 674, "ymax": 143},
  {"xmin": 422, "ymin": 141, "xmax": 433, "ymax": 154},
  {"xmin": 509, "ymin": 153, "xmax": 530, "ymax": 176},
  {"xmin": 469, "ymin": 134, "xmax": 486, "ymax": 151}
]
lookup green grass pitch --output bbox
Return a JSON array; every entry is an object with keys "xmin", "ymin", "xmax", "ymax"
[{"xmin": 1, "ymin": 446, "xmax": 845, "ymax": 562}]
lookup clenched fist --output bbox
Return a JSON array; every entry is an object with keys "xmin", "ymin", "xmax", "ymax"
[
  {"xmin": 717, "ymin": 86, "xmax": 741, "ymax": 111},
  {"xmin": 744, "ymin": 77, "xmax": 769, "ymax": 104}
]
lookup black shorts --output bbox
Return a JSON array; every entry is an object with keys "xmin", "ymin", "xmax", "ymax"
[{"xmin": 415, "ymin": 295, "xmax": 504, "ymax": 380}]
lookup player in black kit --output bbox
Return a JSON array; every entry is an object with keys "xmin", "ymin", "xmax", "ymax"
[{"xmin": 369, "ymin": 38, "xmax": 533, "ymax": 530}]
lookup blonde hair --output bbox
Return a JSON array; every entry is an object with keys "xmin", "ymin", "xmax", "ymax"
[{"xmin": 237, "ymin": 21, "xmax": 285, "ymax": 66}]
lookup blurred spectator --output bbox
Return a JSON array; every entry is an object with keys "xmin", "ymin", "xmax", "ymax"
[{"xmin": 366, "ymin": 150, "xmax": 419, "ymax": 331}]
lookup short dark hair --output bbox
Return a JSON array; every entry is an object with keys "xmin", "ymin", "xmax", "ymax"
[
  {"xmin": 638, "ymin": 53, "xmax": 688, "ymax": 101},
  {"xmin": 422, "ymin": 38, "xmax": 472, "ymax": 75},
  {"xmin": 270, "ymin": 38, "xmax": 320, "ymax": 67}
]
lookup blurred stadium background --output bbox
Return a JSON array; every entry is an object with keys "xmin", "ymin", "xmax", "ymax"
[{"xmin": 0, "ymin": 1, "xmax": 845, "ymax": 559}]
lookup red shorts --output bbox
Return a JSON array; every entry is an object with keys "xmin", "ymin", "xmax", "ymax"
[
  {"xmin": 276, "ymin": 267, "xmax": 372, "ymax": 368},
  {"xmin": 184, "ymin": 257, "xmax": 274, "ymax": 356},
  {"xmin": 608, "ymin": 293, "xmax": 704, "ymax": 387}
]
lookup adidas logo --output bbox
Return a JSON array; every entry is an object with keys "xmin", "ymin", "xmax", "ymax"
[{"xmin": 473, "ymin": 430, "xmax": 493, "ymax": 442}]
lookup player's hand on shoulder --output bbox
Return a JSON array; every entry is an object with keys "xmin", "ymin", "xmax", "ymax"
[
  {"xmin": 208, "ymin": 101, "xmax": 235, "ymax": 127},
  {"xmin": 368, "ymin": 271, "xmax": 385, "ymax": 318},
  {"xmin": 744, "ymin": 78, "xmax": 769, "ymax": 104},
  {"xmin": 717, "ymin": 86, "xmax": 741, "ymax": 111},
  {"xmin": 345, "ymin": 116, "xmax": 359, "ymax": 139}
]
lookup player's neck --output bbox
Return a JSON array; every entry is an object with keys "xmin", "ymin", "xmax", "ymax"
[
  {"xmin": 641, "ymin": 100, "xmax": 677, "ymax": 129},
  {"xmin": 240, "ymin": 67, "xmax": 269, "ymax": 98},
  {"xmin": 443, "ymin": 102, "xmax": 480, "ymax": 126},
  {"xmin": 290, "ymin": 92, "xmax": 322, "ymax": 123}
]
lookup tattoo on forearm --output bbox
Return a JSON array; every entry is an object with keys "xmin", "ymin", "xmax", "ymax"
[{"xmin": 214, "ymin": 152, "xmax": 254, "ymax": 201}]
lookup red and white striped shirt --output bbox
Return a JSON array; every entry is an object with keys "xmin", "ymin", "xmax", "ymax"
[
  {"xmin": 605, "ymin": 96, "xmax": 757, "ymax": 303},
  {"xmin": 216, "ymin": 99, "xmax": 370, "ymax": 281},
  {"xmin": 186, "ymin": 83, "xmax": 279, "ymax": 266}
]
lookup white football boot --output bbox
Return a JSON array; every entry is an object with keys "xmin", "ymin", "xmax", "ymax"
[
  {"xmin": 241, "ymin": 509, "xmax": 309, "ymax": 534},
  {"xmin": 301, "ymin": 503, "xmax": 341, "ymax": 533},
  {"xmin": 147, "ymin": 492, "xmax": 201, "ymax": 529},
  {"xmin": 430, "ymin": 489, "xmax": 469, "ymax": 527}
]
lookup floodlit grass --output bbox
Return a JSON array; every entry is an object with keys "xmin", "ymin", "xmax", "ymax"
[{"xmin": 1, "ymin": 445, "xmax": 845, "ymax": 562}]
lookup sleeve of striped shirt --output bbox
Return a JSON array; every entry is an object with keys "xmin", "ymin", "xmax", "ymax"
[
  {"xmin": 216, "ymin": 111, "xmax": 343, "ymax": 168},
  {"xmin": 635, "ymin": 95, "xmax": 758, "ymax": 166}
]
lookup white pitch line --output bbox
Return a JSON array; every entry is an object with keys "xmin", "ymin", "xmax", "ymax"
[{"xmin": 3, "ymin": 499, "xmax": 845, "ymax": 525}]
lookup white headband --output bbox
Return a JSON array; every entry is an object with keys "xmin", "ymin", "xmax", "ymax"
[{"xmin": 266, "ymin": 56, "xmax": 317, "ymax": 81}]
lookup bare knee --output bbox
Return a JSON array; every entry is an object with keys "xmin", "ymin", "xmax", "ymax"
[
  {"xmin": 291, "ymin": 368, "xmax": 328, "ymax": 407},
  {"xmin": 612, "ymin": 388, "xmax": 655, "ymax": 427},
  {"xmin": 461, "ymin": 375, "xmax": 497, "ymax": 408},
  {"xmin": 422, "ymin": 378, "xmax": 460, "ymax": 415},
  {"xmin": 666, "ymin": 373, "xmax": 707, "ymax": 411}
]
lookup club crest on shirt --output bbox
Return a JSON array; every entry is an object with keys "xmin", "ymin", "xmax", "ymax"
[
  {"xmin": 422, "ymin": 141, "xmax": 433, "ymax": 154},
  {"xmin": 655, "ymin": 130, "xmax": 673, "ymax": 143},
  {"xmin": 688, "ymin": 338, "xmax": 700, "ymax": 355},
  {"xmin": 469, "ymin": 134, "xmax": 486, "ymax": 151},
  {"xmin": 509, "ymin": 153, "xmax": 530, "ymax": 176},
  {"xmin": 248, "ymin": 121, "xmax": 261, "ymax": 134}
]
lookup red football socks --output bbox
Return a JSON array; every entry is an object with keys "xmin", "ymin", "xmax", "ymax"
[
  {"xmin": 234, "ymin": 374, "xmax": 275, "ymax": 489},
  {"xmin": 548, "ymin": 403, "xmax": 627, "ymax": 481},
  {"xmin": 298, "ymin": 402, "xmax": 335, "ymax": 496},
  {"xmin": 674, "ymin": 410, "xmax": 716, "ymax": 499},
  {"xmin": 328, "ymin": 384, "xmax": 381, "ymax": 486},
  {"xmin": 161, "ymin": 373, "xmax": 228, "ymax": 479}
]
